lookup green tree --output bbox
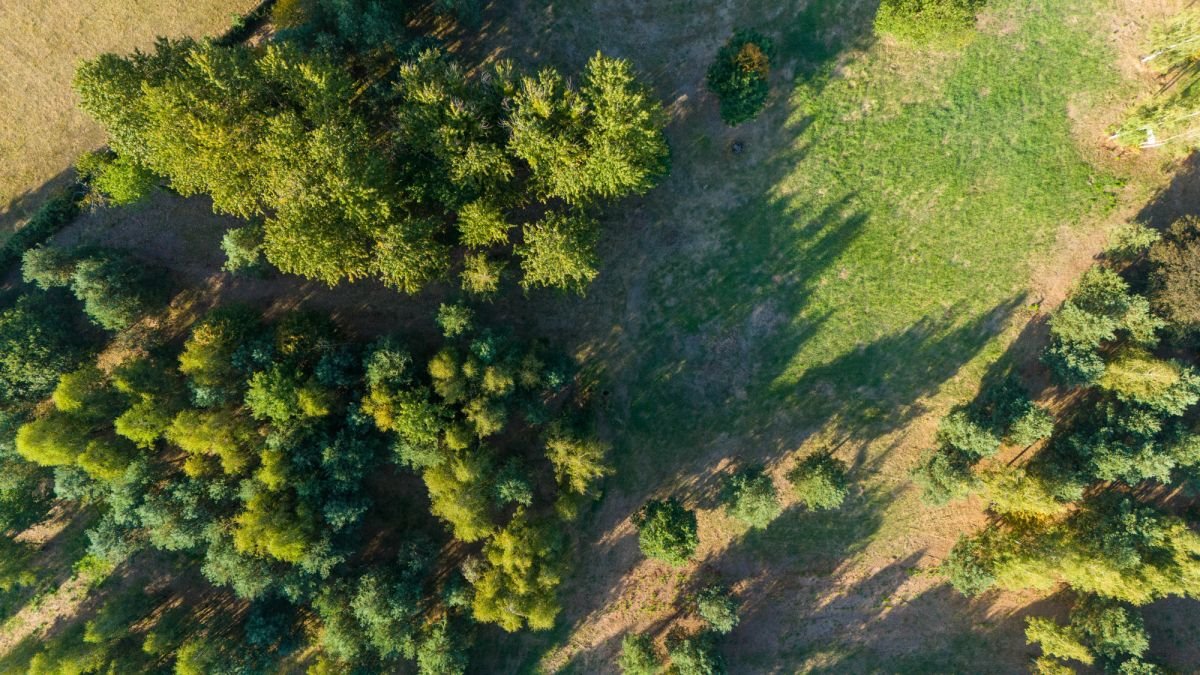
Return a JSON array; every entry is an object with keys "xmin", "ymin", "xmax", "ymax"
[
  {"xmin": 471, "ymin": 512, "xmax": 564, "ymax": 631},
  {"xmin": 721, "ymin": 465, "xmax": 781, "ymax": 528},
  {"xmin": 789, "ymin": 453, "xmax": 849, "ymax": 510},
  {"xmin": 516, "ymin": 211, "xmax": 599, "ymax": 292},
  {"xmin": 696, "ymin": 584, "xmax": 739, "ymax": 634},
  {"xmin": 633, "ymin": 498, "xmax": 699, "ymax": 566},
  {"xmin": 619, "ymin": 633, "xmax": 659, "ymax": 675}
]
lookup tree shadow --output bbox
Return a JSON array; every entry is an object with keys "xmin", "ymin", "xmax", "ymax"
[
  {"xmin": 0, "ymin": 167, "xmax": 77, "ymax": 240},
  {"xmin": 1135, "ymin": 150, "xmax": 1200, "ymax": 230}
]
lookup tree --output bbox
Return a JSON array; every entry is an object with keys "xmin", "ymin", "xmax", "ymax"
[
  {"xmin": 0, "ymin": 292, "xmax": 91, "ymax": 404},
  {"xmin": 789, "ymin": 453, "xmax": 849, "ymax": 510},
  {"xmin": 221, "ymin": 223, "xmax": 266, "ymax": 274},
  {"xmin": 633, "ymin": 498, "xmax": 699, "ymax": 566},
  {"xmin": 508, "ymin": 54, "xmax": 668, "ymax": 205},
  {"xmin": 544, "ymin": 423, "xmax": 611, "ymax": 498},
  {"xmin": 696, "ymin": 584, "xmax": 739, "ymax": 634},
  {"xmin": 619, "ymin": 633, "xmax": 660, "ymax": 675},
  {"xmin": 721, "ymin": 465, "xmax": 781, "ymax": 528},
  {"xmin": 706, "ymin": 31, "xmax": 774, "ymax": 125},
  {"xmin": 516, "ymin": 211, "xmax": 599, "ymax": 292},
  {"xmin": 1149, "ymin": 217, "xmax": 1200, "ymax": 333},
  {"xmin": 666, "ymin": 630, "xmax": 725, "ymax": 675},
  {"xmin": 68, "ymin": 249, "xmax": 168, "ymax": 330},
  {"xmin": 76, "ymin": 150, "xmax": 157, "ymax": 206},
  {"xmin": 416, "ymin": 620, "xmax": 468, "ymax": 675},
  {"xmin": 471, "ymin": 512, "xmax": 564, "ymax": 631}
]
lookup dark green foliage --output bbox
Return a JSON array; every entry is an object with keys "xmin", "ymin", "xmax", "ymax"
[
  {"xmin": 720, "ymin": 465, "xmax": 781, "ymax": 528},
  {"xmin": 706, "ymin": 31, "xmax": 774, "ymax": 125},
  {"xmin": 415, "ymin": 620, "xmax": 468, "ymax": 675},
  {"xmin": 619, "ymin": 633, "xmax": 659, "ymax": 675},
  {"xmin": 913, "ymin": 449, "xmax": 975, "ymax": 504},
  {"xmin": 667, "ymin": 630, "xmax": 725, "ymax": 675},
  {"xmin": 0, "ymin": 183, "xmax": 84, "ymax": 271},
  {"xmin": 874, "ymin": 0, "xmax": 984, "ymax": 46},
  {"xmin": 788, "ymin": 453, "xmax": 849, "ymax": 510},
  {"xmin": 633, "ymin": 498, "xmax": 699, "ymax": 566},
  {"xmin": 695, "ymin": 584, "xmax": 739, "ymax": 634},
  {"xmin": 1149, "ymin": 217, "xmax": 1200, "ymax": 334},
  {"xmin": 941, "ymin": 530, "xmax": 999, "ymax": 596},
  {"xmin": 22, "ymin": 246, "xmax": 169, "ymax": 331},
  {"xmin": 0, "ymin": 292, "xmax": 91, "ymax": 404}
]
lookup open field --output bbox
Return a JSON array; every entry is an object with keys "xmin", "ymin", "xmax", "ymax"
[
  {"xmin": 0, "ymin": 0, "xmax": 257, "ymax": 235},
  {"xmin": 3, "ymin": 0, "xmax": 1200, "ymax": 672}
]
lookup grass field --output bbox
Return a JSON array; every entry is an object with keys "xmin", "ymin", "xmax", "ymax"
[
  {"xmin": 4, "ymin": 0, "xmax": 1199, "ymax": 671},
  {"xmin": 0, "ymin": 0, "xmax": 257, "ymax": 235}
]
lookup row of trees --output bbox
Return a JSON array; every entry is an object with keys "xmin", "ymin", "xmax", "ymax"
[
  {"xmin": 927, "ymin": 220, "xmax": 1200, "ymax": 673},
  {"xmin": 74, "ymin": 32, "xmax": 669, "ymax": 294}
]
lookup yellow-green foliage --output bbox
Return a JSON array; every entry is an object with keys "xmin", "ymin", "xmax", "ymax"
[
  {"xmin": 178, "ymin": 313, "xmax": 248, "ymax": 389},
  {"xmin": 980, "ymin": 468, "xmax": 1068, "ymax": 519},
  {"xmin": 51, "ymin": 365, "xmax": 108, "ymax": 413},
  {"xmin": 15, "ymin": 412, "xmax": 90, "ymax": 467},
  {"xmin": 1097, "ymin": 347, "xmax": 1181, "ymax": 402},
  {"xmin": 457, "ymin": 200, "xmax": 511, "ymax": 248},
  {"xmin": 232, "ymin": 491, "xmax": 314, "ymax": 563},
  {"xmin": 166, "ymin": 408, "xmax": 255, "ymax": 475},
  {"xmin": 1026, "ymin": 617, "xmax": 1094, "ymax": 666},
  {"xmin": 544, "ymin": 427, "xmax": 611, "ymax": 496},
  {"xmin": 423, "ymin": 449, "xmax": 494, "ymax": 542},
  {"xmin": 77, "ymin": 438, "xmax": 136, "ymax": 480},
  {"xmin": 464, "ymin": 396, "xmax": 506, "ymax": 438},
  {"xmin": 429, "ymin": 348, "xmax": 467, "ymax": 403},
  {"xmin": 472, "ymin": 513, "xmax": 563, "ymax": 631}
]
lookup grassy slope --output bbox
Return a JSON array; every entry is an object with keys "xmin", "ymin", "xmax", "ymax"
[
  {"xmin": 0, "ymin": 0, "xmax": 258, "ymax": 234},
  {"xmin": 461, "ymin": 0, "xmax": 1184, "ymax": 671}
]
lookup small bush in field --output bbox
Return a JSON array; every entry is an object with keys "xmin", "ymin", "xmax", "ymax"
[
  {"xmin": 788, "ymin": 453, "xmax": 849, "ymax": 510},
  {"xmin": 706, "ymin": 31, "xmax": 775, "ymax": 125},
  {"xmin": 874, "ymin": 0, "xmax": 984, "ymax": 46}
]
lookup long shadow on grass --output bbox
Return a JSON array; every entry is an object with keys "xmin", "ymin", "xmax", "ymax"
[{"xmin": 1136, "ymin": 150, "xmax": 1200, "ymax": 230}]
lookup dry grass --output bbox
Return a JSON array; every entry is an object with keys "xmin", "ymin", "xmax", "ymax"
[{"xmin": 0, "ymin": 0, "xmax": 258, "ymax": 235}]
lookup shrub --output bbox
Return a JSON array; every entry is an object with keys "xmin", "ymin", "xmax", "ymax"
[
  {"xmin": 706, "ymin": 31, "xmax": 774, "ymax": 125},
  {"xmin": 633, "ymin": 498, "xmax": 699, "ymax": 566},
  {"xmin": 221, "ymin": 223, "xmax": 266, "ymax": 274},
  {"xmin": 695, "ymin": 584, "xmax": 739, "ymax": 634},
  {"xmin": 1008, "ymin": 405, "xmax": 1054, "ymax": 447},
  {"xmin": 874, "ymin": 0, "xmax": 984, "ymax": 46},
  {"xmin": 22, "ymin": 245, "xmax": 78, "ymax": 289},
  {"xmin": 721, "ymin": 465, "xmax": 781, "ymax": 528},
  {"xmin": 619, "ymin": 633, "xmax": 659, "ymax": 675},
  {"xmin": 936, "ymin": 411, "xmax": 1000, "ymax": 459},
  {"xmin": 0, "ymin": 292, "xmax": 91, "ymax": 404},
  {"xmin": 911, "ymin": 450, "xmax": 975, "ymax": 505},
  {"xmin": 68, "ymin": 249, "xmax": 169, "ymax": 330},
  {"xmin": 788, "ymin": 453, "xmax": 849, "ymax": 510}
]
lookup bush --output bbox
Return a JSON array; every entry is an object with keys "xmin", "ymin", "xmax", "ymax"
[
  {"xmin": 1008, "ymin": 405, "xmax": 1054, "ymax": 447},
  {"xmin": 633, "ymin": 498, "xmax": 699, "ymax": 566},
  {"xmin": 695, "ymin": 584, "xmax": 739, "ymax": 634},
  {"xmin": 22, "ymin": 245, "xmax": 77, "ymax": 289},
  {"xmin": 706, "ymin": 31, "xmax": 774, "ymax": 125},
  {"xmin": 874, "ymin": 0, "xmax": 984, "ymax": 46},
  {"xmin": 619, "ymin": 633, "xmax": 659, "ymax": 675},
  {"xmin": 788, "ymin": 453, "xmax": 849, "ymax": 510},
  {"xmin": 936, "ymin": 411, "xmax": 1000, "ymax": 459},
  {"xmin": 0, "ymin": 292, "xmax": 91, "ymax": 404},
  {"xmin": 720, "ymin": 465, "xmax": 781, "ymax": 528}
]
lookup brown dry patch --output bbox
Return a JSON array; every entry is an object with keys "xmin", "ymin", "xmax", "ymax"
[{"xmin": 0, "ymin": 0, "xmax": 259, "ymax": 235}]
